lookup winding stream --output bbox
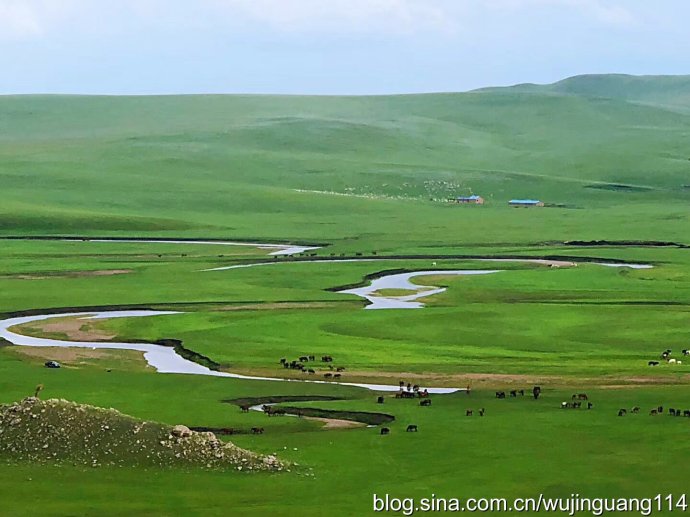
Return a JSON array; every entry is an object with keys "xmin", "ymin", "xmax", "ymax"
[
  {"xmin": 0, "ymin": 239, "xmax": 653, "ymax": 392},
  {"xmin": 0, "ymin": 311, "xmax": 460, "ymax": 393}
]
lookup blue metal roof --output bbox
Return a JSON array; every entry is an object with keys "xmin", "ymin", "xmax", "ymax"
[{"xmin": 509, "ymin": 199, "xmax": 541, "ymax": 204}]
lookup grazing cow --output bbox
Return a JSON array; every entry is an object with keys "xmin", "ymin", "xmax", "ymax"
[
  {"xmin": 510, "ymin": 390, "xmax": 517, "ymax": 398},
  {"xmin": 631, "ymin": 406, "xmax": 640, "ymax": 414},
  {"xmin": 399, "ymin": 381, "xmax": 405, "ymax": 387},
  {"xmin": 669, "ymin": 358, "xmax": 677, "ymax": 364},
  {"xmin": 683, "ymin": 410, "xmax": 690, "ymax": 417},
  {"xmin": 324, "ymin": 373, "xmax": 333, "ymax": 379},
  {"xmin": 420, "ymin": 399, "xmax": 432, "ymax": 407},
  {"xmin": 682, "ymin": 349, "xmax": 689, "ymax": 356},
  {"xmin": 572, "ymin": 402, "xmax": 581, "ymax": 409},
  {"xmin": 279, "ymin": 358, "xmax": 287, "ymax": 365},
  {"xmin": 380, "ymin": 427, "xmax": 390, "ymax": 435},
  {"xmin": 650, "ymin": 409, "xmax": 658, "ymax": 416},
  {"xmin": 518, "ymin": 389, "xmax": 525, "ymax": 396},
  {"xmin": 309, "ymin": 355, "xmax": 315, "ymax": 361},
  {"xmin": 495, "ymin": 391, "xmax": 506, "ymax": 399},
  {"xmin": 299, "ymin": 356, "xmax": 309, "ymax": 362},
  {"xmin": 250, "ymin": 427, "xmax": 264, "ymax": 434},
  {"xmin": 573, "ymin": 393, "xmax": 588, "ymax": 400},
  {"xmin": 333, "ymin": 373, "xmax": 341, "ymax": 379},
  {"xmin": 377, "ymin": 396, "xmax": 385, "ymax": 404},
  {"xmin": 307, "ymin": 369, "xmax": 315, "ymax": 374},
  {"xmin": 657, "ymin": 406, "xmax": 664, "ymax": 413},
  {"xmin": 648, "ymin": 361, "xmax": 660, "ymax": 366},
  {"xmin": 412, "ymin": 384, "xmax": 420, "ymax": 392},
  {"xmin": 587, "ymin": 402, "xmax": 593, "ymax": 410},
  {"xmin": 618, "ymin": 409, "xmax": 627, "ymax": 416},
  {"xmin": 401, "ymin": 391, "xmax": 415, "ymax": 399},
  {"xmin": 466, "ymin": 410, "xmax": 473, "ymax": 416},
  {"xmin": 533, "ymin": 386, "xmax": 541, "ymax": 400},
  {"xmin": 670, "ymin": 408, "xmax": 677, "ymax": 416},
  {"xmin": 406, "ymin": 424, "xmax": 418, "ymax": 432},
  {"xmin": 479, "ymin": 408, "xmax": 485, "ymax": 417},
  {"xmin": 239, "ymin": 404, "xmax": 250, "ymax": 413},
  {"xmin": 561, "ymin": 402, "xmax": 570, "ymax": 409},
  {"xmin": 336, "ymin": 367, "xmax": 345, "ymax": 372},
  {"xmin": 321, "ymin": 355, "xmax": 333, "ymax": 363},
  {"xmin": 407, "ymin": 383, "xmax": 412, "ymax": 392}
]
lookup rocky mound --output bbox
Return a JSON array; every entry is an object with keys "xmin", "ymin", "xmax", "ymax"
[{"xmin": 0, "ymin": 397, "xmax": 286, "ymax": 472}]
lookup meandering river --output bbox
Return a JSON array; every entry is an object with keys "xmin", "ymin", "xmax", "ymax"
[{"xmin": 0, "ymin": 239, "xmax": 652, "ymax": 391}]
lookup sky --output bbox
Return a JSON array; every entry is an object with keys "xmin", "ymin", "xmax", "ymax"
[{"xmin": 1, "ymin": 0, "xmax": 689, "ymax": 95}]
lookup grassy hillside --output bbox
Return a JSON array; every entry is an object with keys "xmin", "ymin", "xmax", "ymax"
[
  {"xmin": 1, "ymin": 79, "xmax": 689, "ymax": 246},
  {"xmin": 0, "ymin": 397, "xmax": 285, "ymax": 471},
  {"xmin": 476, "ymin": 73, "xmax": 690, "ymax": 112}
]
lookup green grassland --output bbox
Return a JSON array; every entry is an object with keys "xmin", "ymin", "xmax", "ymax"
[{"xmin": 1, "ymin": 74, "xmax": 690, "ymax": 515}]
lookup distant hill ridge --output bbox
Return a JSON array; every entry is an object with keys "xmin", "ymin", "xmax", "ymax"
[{"xmin": 473, "ymin": 73, "xmax": 690, "ymax": 111}]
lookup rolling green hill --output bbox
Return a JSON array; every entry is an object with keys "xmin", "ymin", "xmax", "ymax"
[
  {"xmin": 1, "ymin": 74, "xmax": 689, "ymax": 246},
  {"xmin": 476, "ymin": 73, "xmax": 690, "ymax": 111}
]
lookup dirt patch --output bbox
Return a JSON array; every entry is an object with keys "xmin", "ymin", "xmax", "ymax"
[
  {"xmin": 309, "ymin": 417, "xmax": 366, "ymax": 429},
  {"xmin": 13, "ymin": 316, "xmax": 116, "ymax": 342},
  {"xmin": 7, "ymin": 345, "xmax": 146, "ymax": 365},
  {"xmin": 5, "ymin": 269, "xmax": 132, "ymax": 280}
]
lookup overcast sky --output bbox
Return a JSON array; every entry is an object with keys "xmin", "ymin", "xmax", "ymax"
[{"xmin": 1, "ymin": 0, "xmax": 688, "ymax": 94}]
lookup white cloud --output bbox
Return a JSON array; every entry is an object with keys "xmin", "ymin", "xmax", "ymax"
[
  {"xmin": 204, "ymin": 0, "xmax": 458, "ymax": 34},
  {"xmin": 0, "ymin": 0, "xmax": 42, "ymax": 38},
  {"xmin": 491, "ymin": 0, "xmax": 638, "ymax": 28}
]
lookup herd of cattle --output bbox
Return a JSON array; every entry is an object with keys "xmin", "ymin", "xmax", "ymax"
[
  {"xmin": 618, "ymin": 406, "xmax": 690, "ymax": 417},
  {"xmin": 279, "ymin": 355, "xmax": 345, "ymax": 378},
  {"xmin": 648, "ymin": 348, "xmax": 688, "ymax": 366}
]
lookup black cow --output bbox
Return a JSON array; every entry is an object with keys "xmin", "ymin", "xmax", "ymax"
[
  {"xmin": 380, "ymin": 427, "xmax": 390, "ymax": 435},
  {"xmin": 648, "ymin": 361, "xmax": 660, "ymax": 366},
  {"xmin": 587, "ymin": 402, "xmax": 593, "ymax": 409},
  {"xmin": 239, "ymin": 404, "xmax": 250, "ymax": 413},
  {"xmin": 618, "ymin": 409, "xmax": 627, "ymax": 416},
  {"xmin": 631, "ymin": 406, "xmax": 640, "ymax": 414},
  {"xmin": 324, "ymin": 373, "xmax": 333, "ymax": 379},
  {"xmin": 420, "ymin": 399, "xmax": 431, "ymax": 407},
  {"xmin": 466, "ymin": 410, "xmax": 473, "ymax": 416},
  {"xmin": 495, "ymin": 391, "xmax": 506, "ymax": 399},
  {"xmin": 299, "ymin": 356, "xmax": 309, "ymax": 362},
  {"xmin": 377, "ymin": 396, "xmax": 385, "ymax": 404},
  {"xmin": 510, "ymin": 390, "xmax": 517, "ymax": 398},
  {"xmin": 533, "ymin": 386, "xmax": 541, "ymax": 400},
  {"xmin": 406, "ymin": 424, "xmax": 418, "ymax": 432},
  {"xmin": 479, "ymin": 408, "xmax": 485, "ymax": 416},
  {"xmin": 250, "ymin": 427, "xmax": 264, "ymax": 434}
]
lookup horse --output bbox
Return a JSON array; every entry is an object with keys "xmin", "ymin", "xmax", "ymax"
[{"xmin": 406, "ymin": 424, "xmax": 418, "ymax": 432}]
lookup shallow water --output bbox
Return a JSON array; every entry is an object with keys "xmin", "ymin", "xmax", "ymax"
[{"xmin": 338, "ymin": 270, "xmax": 501, "ymax": 309}]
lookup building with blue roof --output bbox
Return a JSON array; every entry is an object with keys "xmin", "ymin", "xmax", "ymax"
[{"xmin": 509, "ymin": 199, "xmax": 544, "ymax": 207}]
